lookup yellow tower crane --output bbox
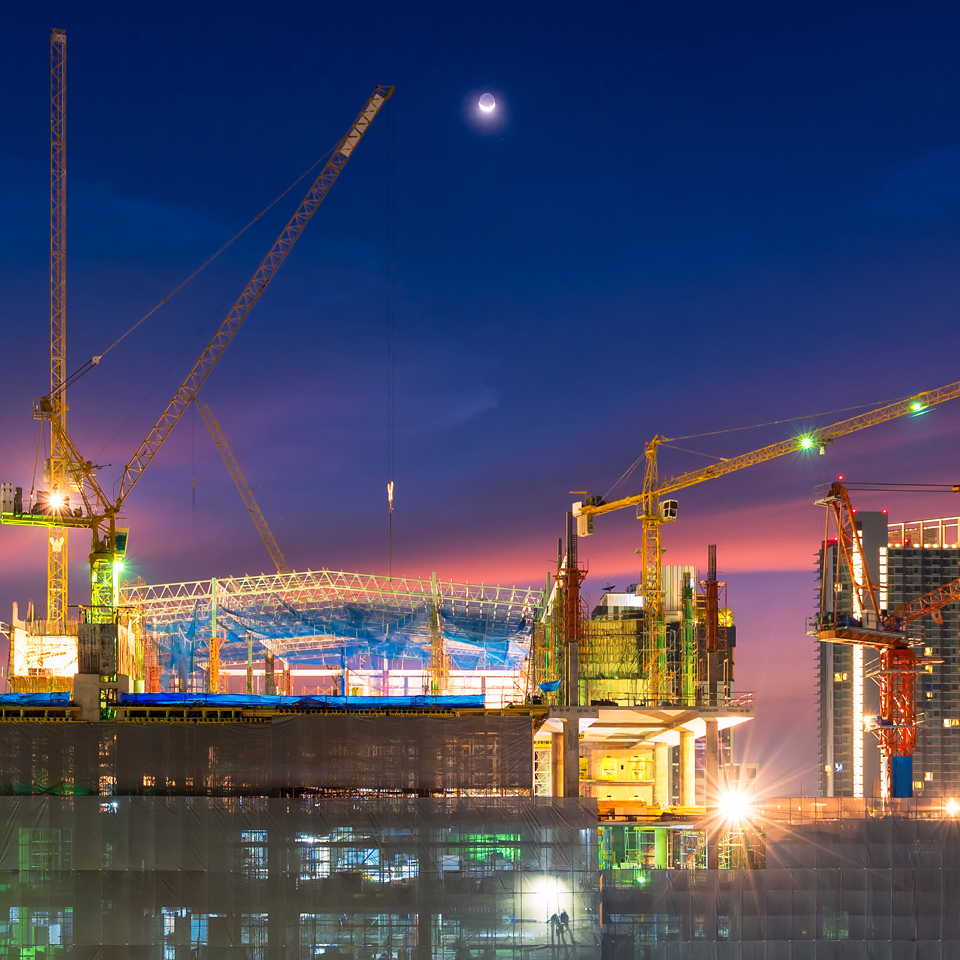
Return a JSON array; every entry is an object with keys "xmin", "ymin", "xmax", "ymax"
[
  {"xmin": 572, "ymin": 380, "xmax": 960, "ymax": 700},
  {"xmin": 44, "ymin": 28, "xmax": 69, "ymax": 631},
  {"xmin": 3, "ymin": 84, "xmax": 393, "ymax": 619}
]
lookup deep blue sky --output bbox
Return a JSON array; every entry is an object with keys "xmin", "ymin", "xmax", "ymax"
[{"xmin": 4, "ymin": 2, "xmax": 960, "ymax": 791}]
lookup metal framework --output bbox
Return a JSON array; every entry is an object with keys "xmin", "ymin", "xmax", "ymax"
[
  {"xmin": 194, "ymin": 397, "xmax": 290, "ymax": 575},
  {"xmin": 47, "ymin": 28, "xmax": 68, "ymax": 629},
  {"xmin": 889, "ymin": 576, "xmax": 960, "ymax": 627},
  {"xmin": 126, "ymin": 568, "xmax": 542, "ymax": 625},
  {"xmin": 122, "ymin": 568, "xmax": 542, "ymax": 694}
]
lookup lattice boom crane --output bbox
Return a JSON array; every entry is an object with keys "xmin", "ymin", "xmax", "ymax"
[{"xmin": 2, "ymin": 84, "xmax": 393, "ymax": 617}]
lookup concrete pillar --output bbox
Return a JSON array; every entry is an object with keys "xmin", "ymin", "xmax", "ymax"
[
  {"xmin": 562, "ymin": 718, "xmax": 580, "ymax": 798},
  {"xmin": 74, "ymin": 673, "xmax": 131, "ymax": 722},
  {"xmin": 704, "ymin": 719, "xmax": 720, "ymax": 807},
  {"xmin": 551, "ymin": 732, "xmax": 563, "ymax": 798},
  {"xmin": 705, "ymin": 718, "xmax": 720, "ymax": 870},
  {"xmin": 654, "ymin": 742, "xmax": 670, "ymax": 808},
  {"xmin": 566, "ymin": 640, "xmax": 579, "ymax": 706},
  {"xmin": 680, "ymin": 729, "xmax": 696, "ymax": 808},
  {"xmin": 654, "ymin": 827, "xmax": 668, "ymax": 868},
  {"xmin": 417, "ymin": 910, "xmax": 432, "ymax": 960}
]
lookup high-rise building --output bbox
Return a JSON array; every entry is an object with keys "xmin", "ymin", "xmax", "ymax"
[{"xmin": 817, "ymin": 512, "xmax": 960, "ymax": 798}]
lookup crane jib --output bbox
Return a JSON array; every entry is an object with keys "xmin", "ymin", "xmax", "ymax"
[
  {"xmin": 111, "ymin": 85, "xmax": 394, "ymax": 513},
  {"xmin": 339, "ymin": 93, "xmax": 387, "ymax": 158},
  {"xmin": 577, "ymin": 377, "xmax": 960, "ymax": 518}
]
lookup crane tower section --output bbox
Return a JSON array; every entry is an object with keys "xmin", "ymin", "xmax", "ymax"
[{"xmin": 47, "ymin": 28, "xmax": 68, "ymax": 630}]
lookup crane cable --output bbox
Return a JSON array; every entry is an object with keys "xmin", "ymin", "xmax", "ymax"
[
  {"xmin": 387, "ymin": 95, "xmax": 396, "ymax": 577},
  {"xmin": 46, "ymin": 145, "xmax": 337, "ymax": 401}
]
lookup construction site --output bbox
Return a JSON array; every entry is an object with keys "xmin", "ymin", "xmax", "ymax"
[{"xmin": 2, "ymin": 27, "xmax": 960, "ymax": 960}]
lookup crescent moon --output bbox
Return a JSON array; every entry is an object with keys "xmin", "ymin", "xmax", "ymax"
[{"xmin": 479, "ymin": 93, "xmax": 496, "ymax": 113}]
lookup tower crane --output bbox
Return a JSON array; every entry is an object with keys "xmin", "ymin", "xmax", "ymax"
[
  {"xmin": 570, "ymin": 381, "xmax": 960, "ymax": 706},
  {"xmin": 193, "ymin": 397, "xmax": 291, "ymax": 575},
  {"xmin": 2, "ymin": 84, "xmax": 393, "ymax": 619},
  {"xmin": 45, "ymin": 28, "xmax": 68, "ymax": 631},
  {"xmin": 815, "ymin": 479, "xmax": 960, "ymax": 798}
]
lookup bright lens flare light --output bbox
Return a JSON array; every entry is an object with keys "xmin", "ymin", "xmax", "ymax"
[
  {"xmin": 718, "ymin": 790, "xmax": 753, "ymax": 823},
  {"xmin": 478, "ymin": 93, "xmax": 496, "ymax": 113},
  {"xmin": 910, "ymin": 400, "xmax": 925, "ymax": 413},
  {"xmin": 799, "ymin": 436, "xmax": 814, "ymax": 450},
  {"xmin": 946, "ymin": 798, "xmax": 959, "ymax": 817}
]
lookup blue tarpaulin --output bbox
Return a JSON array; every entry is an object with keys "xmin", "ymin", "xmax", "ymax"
[
  {"xmin": 118, "ymin": 693, "xmax": 486, "ymax": 709},
  {"xmin": 0, "ymin": 693, "xmax": 72, "ymax": 706}
]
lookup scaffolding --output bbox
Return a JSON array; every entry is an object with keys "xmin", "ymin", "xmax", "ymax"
[{"xmin": 0, "ymin": 796, "xmax": 599, "ymax": 958}]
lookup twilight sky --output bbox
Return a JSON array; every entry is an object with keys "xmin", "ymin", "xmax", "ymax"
[{"xmin": 3, "ymin": 2, "xmax": 960, "ymax": 793}]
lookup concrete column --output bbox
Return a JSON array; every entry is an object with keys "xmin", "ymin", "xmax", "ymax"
[
  {"xmin": 562, "ymin": 718, "xmax": 580, "ymax": 798},
  {"xmin": 417, "ymin": 910, "xmax": 432, "ymax": 960},
  {"xmin": 654, "ymin": 827, "xmax": 668, "ymax": 868},
  {"xmin": 654, "ymin": 742, "xmax": 670, "ymax": 808},
  {"xmin": 680, "ymin": 729, "xmax": 696, "ymax": 808},
  {"xmin": 705, "ymin": 718, "xmax": 720, "ymax": 870},
  {"xmin": 566, "ymin": 641, "xmax": 579, "ymax": 706},
  {"xmin": 704, "ymin": 719, "xmax": 720, "ymax": 807},
  {"xmin": 551, "ymin": 732, "xmax": 563, "ymax": 798}
]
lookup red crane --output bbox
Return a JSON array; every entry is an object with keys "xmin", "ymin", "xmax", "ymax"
[{"xmin": 815, "ymin": 481, "xmax": 952, "ymax": 798}]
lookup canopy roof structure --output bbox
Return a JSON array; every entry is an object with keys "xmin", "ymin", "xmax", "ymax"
[{"xmin": 125, "ymin": 569, "xmax": 544, "ymax": 684}]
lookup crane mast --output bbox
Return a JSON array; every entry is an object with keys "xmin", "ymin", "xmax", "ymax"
[{"xmin": 47, "ymin": 28, "xmax": 68, "ymax": 631}]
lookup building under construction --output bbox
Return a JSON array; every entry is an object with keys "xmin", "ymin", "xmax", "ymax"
[
  {"xmin": 817, "ymin": 509, "xmax": 960, "ymax": 800},
  {"xmin": 5, "ymin": 28, "xmax": 960, "ymax": 958}
]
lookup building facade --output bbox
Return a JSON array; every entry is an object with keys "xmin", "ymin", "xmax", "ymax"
[{"xmin": 817, "ymin": 513, "xmax": 960, "ymax": 798}]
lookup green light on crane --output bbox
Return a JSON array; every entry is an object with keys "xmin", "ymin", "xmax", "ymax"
[{"xmin": 800, "ymin": 436, "xmax": 814, "ymax": 450}]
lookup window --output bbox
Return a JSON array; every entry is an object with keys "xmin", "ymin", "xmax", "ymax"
[
  {"xmin": 297, "ymin": 839, "xmax": 331, "ymax": 881},
  {"xmin": 834, "ymin": 672, "xmax": 848, "ymax": 682},
  {"xmin": 925, "ymin": 772, "xmax": 934, "ymax": 782},
  {"xmin": 240, "ymin": 830, "xmax": 268, "ymax": 880},
  {"xmin": 241, "ymin": 913, "xmax": 268, "ymax": 960}
]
